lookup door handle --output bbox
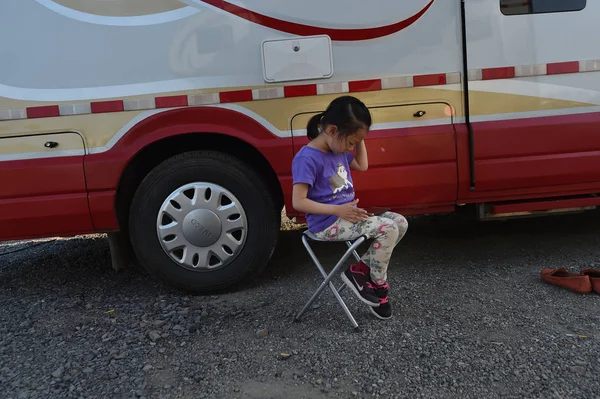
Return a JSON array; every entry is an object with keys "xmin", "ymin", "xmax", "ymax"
[{"xmin": 44, "ymin": 141, "xmax": 59, "ymax": 148}]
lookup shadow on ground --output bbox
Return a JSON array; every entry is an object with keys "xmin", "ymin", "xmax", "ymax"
[{"xmin": 265, "ymin": 210, "xmax": 600, "ymax": 282}]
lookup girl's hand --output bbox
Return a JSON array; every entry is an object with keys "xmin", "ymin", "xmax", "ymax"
[{"xmin": 335, "ymin": 199, "xmax": 368, "ymax": 223}]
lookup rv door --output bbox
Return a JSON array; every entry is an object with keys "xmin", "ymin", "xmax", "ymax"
[{"xmin": 464, "ymin": 0, "xmax": 600, "ymax": 193}]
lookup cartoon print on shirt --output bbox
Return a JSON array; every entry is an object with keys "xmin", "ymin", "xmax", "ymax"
[{"xmin": 329, "ymin": 163, "xmax": 353, "ymax": 194}]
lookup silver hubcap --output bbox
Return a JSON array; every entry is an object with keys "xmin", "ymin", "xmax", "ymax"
[{"xmin": 156, "ymin": 182, "xmax": 247, "ymax": 271}]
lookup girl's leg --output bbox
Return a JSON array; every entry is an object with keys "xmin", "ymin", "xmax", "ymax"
[
  {"xmin": 359, "ymin": 216, "xmax": 400, "ymax": 285},
  {"xmin": 365, "ymin": 212, "xmax": 407, "ymax": 320},
  {"xmin": 313, "ymin": 216, "xmax": 400, "ymax": 307},
  {"xmin": 380, "ymin": 211, "xmax": 408, "ymax": 246},
  {"xmin": 313, "ymin": 216, "xmax": 400, "ymax": 277},
  {"xmin": 365, "ymin": 212, "xmax": 407, "ymax": 282},
  {"xmin": 312, "ymin": 217, "xmax": 362, "ymax": 242}
]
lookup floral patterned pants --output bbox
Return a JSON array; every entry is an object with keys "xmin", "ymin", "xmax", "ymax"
[{"xmin": 312, "ymin": 212, "xmax": 408, "ymax": 285}]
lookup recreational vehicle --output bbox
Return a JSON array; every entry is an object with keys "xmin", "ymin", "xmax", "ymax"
[{"xmin": 1, "ymin": 0, "xmax": 598, "ymax": 292}]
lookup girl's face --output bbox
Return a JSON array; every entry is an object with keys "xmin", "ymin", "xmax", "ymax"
[{"xmin": 323, "ymin": 125, "xmax": 368, "ymax": 154}]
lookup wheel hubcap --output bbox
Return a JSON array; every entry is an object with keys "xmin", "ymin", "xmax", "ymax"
[
  {"xmin": 182, "ymin": 209, "xmax": 222, "ymax": 247},
  {"xmin": 156, "ymin": 182, "xmax": 247, "ymax": 271}
]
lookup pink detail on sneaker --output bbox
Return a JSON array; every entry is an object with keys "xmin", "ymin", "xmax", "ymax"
[
  {"xmin": 373, "ymin": 278, "xmax": 387, "ymax": 286},
  {"xmin": 379, "ymin": 296, "xmax": 389, "ymax": 304},
  {"xmin": 374, "ymin": 282, "xmax": 389, "ymax": 290},
  {"xmin": 350, "ymin": 261, "xmax": 370, "ymax": 275}
]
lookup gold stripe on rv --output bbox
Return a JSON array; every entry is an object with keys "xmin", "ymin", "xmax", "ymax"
[
  {"xmin": 0, "ymin": 133, "xmax": 84, "ymax": 156},
  {"xmin": 51, "ymin": 0, "xmax": 186, "ymax": 16},
  {"xmin": 0, "ymin": 90, "xmax": 594, "ymax": 156}
]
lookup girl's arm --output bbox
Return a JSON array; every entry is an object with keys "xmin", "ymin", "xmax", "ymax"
[
  {"xmin": 292, "ymin": 183, "xmax": 339, "ymax": 215},
  {"xmin": 350, "ymin": 140, "xmax": 368, "ymax": 172}
]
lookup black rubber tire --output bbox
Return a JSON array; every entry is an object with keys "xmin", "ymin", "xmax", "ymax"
[{"xmin": 128, "ymin": 150, "xmax": 280, "ymax": 293}]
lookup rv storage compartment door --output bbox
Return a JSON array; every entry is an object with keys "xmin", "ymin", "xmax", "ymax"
[{"xmin": 261, "ymin": 35, "xmax": 333, "ymax": 83}]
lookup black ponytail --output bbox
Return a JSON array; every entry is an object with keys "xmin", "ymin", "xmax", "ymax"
[
  {"xmin": 306, "ymin": 95, "xmax": 372, "ymax": 141},
  {"xmin": 306, "ymin": 112, "xmax": 324, "ymax": 140}
]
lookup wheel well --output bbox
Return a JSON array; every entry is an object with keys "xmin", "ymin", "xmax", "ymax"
[{"xmin": 115, "ymin": 133, "xmax": 284, "ymax": 233}]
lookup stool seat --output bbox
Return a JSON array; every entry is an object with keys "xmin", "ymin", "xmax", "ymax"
[
  {"xmin": 303, "ymin": 230, "xmax": 367, "ymax": 243},
  {"xmin": 294, "ymin": 229, "xmax": 367, "ymax": 330}
]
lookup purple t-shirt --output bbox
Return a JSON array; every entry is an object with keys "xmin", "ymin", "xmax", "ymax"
[{"xmin": 292, "ymin": 146, "xmax": 355, "ymax": 233}]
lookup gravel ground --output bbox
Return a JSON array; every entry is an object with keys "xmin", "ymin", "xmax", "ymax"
[{"xmin": 1, "ymin": 210, "xmax": 600, "ymax": 399}]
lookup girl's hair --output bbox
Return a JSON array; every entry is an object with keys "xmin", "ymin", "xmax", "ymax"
[{"xmin": 306, "ymin": 95, "xmax": 372, "ymax": 140}]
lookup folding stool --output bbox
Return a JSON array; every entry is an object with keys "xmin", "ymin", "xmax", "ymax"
[{"xmin": 294, "ymin": 230, "xmax": 368, "ymax": 330}]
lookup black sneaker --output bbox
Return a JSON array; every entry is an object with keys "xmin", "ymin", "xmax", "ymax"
[
  {"xmin": 340, "ymin": 261, "xmax": 380, "ymax": 307},
  {"xmin": 370, "ymin": 282, "xmax": 392, "ymax": 320}
]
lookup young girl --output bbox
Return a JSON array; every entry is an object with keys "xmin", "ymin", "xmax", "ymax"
[{"xmin": 291, "ymin": 95, "xmax": 408, "ymax": 320}]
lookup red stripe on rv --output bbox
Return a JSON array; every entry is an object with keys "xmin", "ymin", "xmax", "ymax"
[
  {"xmin": 413, "ymin": 73, "xmax": 447, "ymax": 87},
  {"xmin": 91, "ymin": 100, "xmax": 124, "ymax": 113},
  {"xmin": 482, "ymin": 67, "xmax": 515, "ymax": 80},
  {"xmin": 155, "ymin": 95, "xmax": 189, "ymax": 108},
  {"xmin": 211, "ymin": 0, "xmax": 434, "ymax": 41},
  {"xmin": 201, "ymin": 0, "xmax": 223, "ymax": 7},
  {"xmin": 349, "ymin": 79, "xmax": 382, "ymax": 92},
  {"xmin": 284, "ymin": 84, "xmax": 317, "ymax": 98},
  {"xmin": 547, "ymin": 61, "xmax": 580, "ymax": 75},
  {"xmin": 219, "ymin": 90, "xmax": 253, "ymax": 103},
  {"xmin": 26, "ymin": 105, "xmax": 60, "ymax": 119}
]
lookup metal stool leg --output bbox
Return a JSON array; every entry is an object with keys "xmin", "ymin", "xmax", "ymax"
[
  {"xmin": 295, "ymin": 235, "xmax": 366, "ymax": 329},
  {"xmin": 346, "ymin": 239, "xmax": 362, "ymax": 262}
]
